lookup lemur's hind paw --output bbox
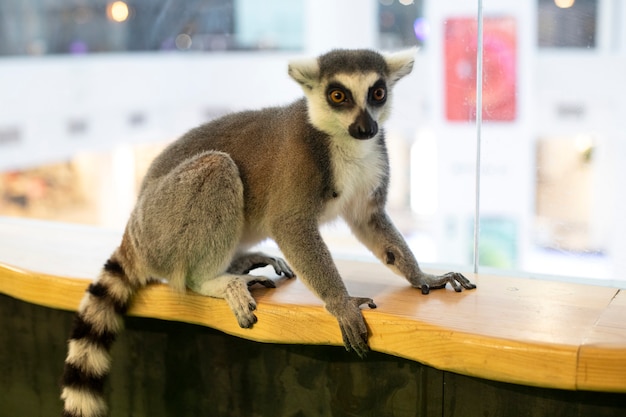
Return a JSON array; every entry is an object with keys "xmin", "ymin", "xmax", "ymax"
[
  {"xmin": 228, "ymin": 252, "xmax": 295, "ymax": 278},
  {"xmin": 247, "ymin": 276, "xmax": 276, "ymax": 288},
  {"xmin": 224, "ymin": 278, "xmax": 259, "ymax": 328},
  {"xmin": 267, "ymin": 256, "xmax": 295, "ymax": 278},
  {"xmin": 416, "ymin": 272, "xmax": 476, "ymax": 294}
]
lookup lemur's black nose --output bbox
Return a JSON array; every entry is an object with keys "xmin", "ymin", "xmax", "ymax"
[{"xmin": 349, "ymin": 110, "xmax": 378, "ymax": 139}]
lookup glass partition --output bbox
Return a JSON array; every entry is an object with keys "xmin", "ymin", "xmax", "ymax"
[
  {"xmin": 478, "ymin": 0, "xmax": 623, "ymax": 285},
  {"xmin": 0, "ymin": 0, "xmax": 623, "ymax": 287}
]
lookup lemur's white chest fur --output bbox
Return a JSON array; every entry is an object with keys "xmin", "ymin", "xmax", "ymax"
[
  {"xmin": 288, "ymin": 62, "xmax": 397, "ymax": 224},
  {"xmin": 321, "ymin": 135, "xmax": 385, "ymax": 223}
]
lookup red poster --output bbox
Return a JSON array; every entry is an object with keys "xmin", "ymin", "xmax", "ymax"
[{"xmin": 444, "ymin": 17, "xmax": 517, "ymax": 122}]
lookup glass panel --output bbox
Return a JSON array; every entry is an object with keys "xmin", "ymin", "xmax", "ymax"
[
  {"xmin": 0, "ymin": 0, "xmax": 305, "ymax": 230},
  {"xmin": 0, "ymin": 0, "xmax": 476, "ymax": 272},
  {"xmin": 538, "ymin": 0, "xmax": 597, "ymax": 48},
  {"xmin": 0, "ymin": 0, "xmax": 303, "ymax": 55},
  {"xmin": 378, "ymin": 0, "xmax": 424, "ymax": 49},
  {"xmin": 478, "ymin": 0, "xmax": 624, "ymax": 285},
  {"xmin": 3, "ymin": 0, "xmax": 622, "ymax": 286},
  {"xmin": 408, "ymin": 2, "xmax": 484, "ymax": 270}
]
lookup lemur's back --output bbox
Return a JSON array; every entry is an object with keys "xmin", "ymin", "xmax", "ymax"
[
  {"xmin": 143, "ymin": 98, "xmax": 311, "ymax": 190},
  {"xmin": 140, "ymin": 97, "xmax": 335, "ymax": 227}
]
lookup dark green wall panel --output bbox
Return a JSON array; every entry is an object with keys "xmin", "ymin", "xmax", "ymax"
[{"xmin": 0, "ymin": 294, "xmax": 624, "ymax": 417}]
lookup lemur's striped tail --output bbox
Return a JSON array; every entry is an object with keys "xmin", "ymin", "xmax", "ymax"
[{"xmin": 61, "ymin": 255, "xmax": 135, "ymax": 417}]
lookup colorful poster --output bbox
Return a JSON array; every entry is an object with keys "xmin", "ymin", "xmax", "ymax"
[{"xmin": 445, "ymin": 17, "xmax": 517, "ymax": 122}]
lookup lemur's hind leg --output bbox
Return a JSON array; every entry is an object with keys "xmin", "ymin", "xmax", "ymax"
[
  {"xmin": 139, "ymin": 150, "xmax": 264, "ymax": 328},
  {"xmin": 195, "ymin": 252, "xmax": 296, "ymax": 326}
]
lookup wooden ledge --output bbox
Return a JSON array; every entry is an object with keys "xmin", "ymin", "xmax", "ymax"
[{"xmin": 0, "ymin": 217, "xmax": 624, "ymax": 393}]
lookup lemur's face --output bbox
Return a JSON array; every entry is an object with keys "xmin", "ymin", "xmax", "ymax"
[
  {"xmin": 310, "ymin": 72, "xmax": 389, "ymax": 140},
  {"xmin": 288, "ymin": 49, "xmax": 415, "ymax": 140}
]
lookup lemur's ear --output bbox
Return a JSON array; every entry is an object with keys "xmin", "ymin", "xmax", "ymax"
[
  {"xmin": 288, "ymin": 57, "xmax": 320, "ymax": 90},
  {"xmin": 384, "ymin": 47, "xmax": 418, "ymax": 85}
]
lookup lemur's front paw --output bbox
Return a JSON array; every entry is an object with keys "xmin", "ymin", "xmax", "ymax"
[
  {"xmin": 327, "ymin": 297, "xmax": 377, "ymax": 358},
  {"xmin": 415, "ymin": 272, "xmax": 476, "ymax": 294}
]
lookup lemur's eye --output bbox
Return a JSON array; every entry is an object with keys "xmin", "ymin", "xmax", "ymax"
[
  {"xmin": 329, "ymin": 89, "xmax": 346, "ymax": 104},
  {"xmin": 372, "ymin": 87, "xmax": 386, "ymax": 102}
]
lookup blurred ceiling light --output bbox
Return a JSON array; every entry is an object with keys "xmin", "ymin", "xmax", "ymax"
[
  {"xmin": 555, "ymin": 0, "xmax": 575, "ymax": 8},
  {"xmin": 399, "ymin": 0, "xmax": 415, "ymax": 5},
  {"xmin": 107, "ymin": 1, "xmax": 130, "ymax": 23}
]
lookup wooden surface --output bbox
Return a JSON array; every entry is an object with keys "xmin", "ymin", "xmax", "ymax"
[{"xmin": 0, "ymin": 217, "xmax": 624, "ymax": 393}]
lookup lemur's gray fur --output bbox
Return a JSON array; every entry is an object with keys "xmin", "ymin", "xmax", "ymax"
[{"xmin": 61, "ymin": 48, "xmax": 475, "ymax": 417}]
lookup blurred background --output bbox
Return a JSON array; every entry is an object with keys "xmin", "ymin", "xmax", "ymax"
[{"xmin": 0, "ymin": 0, "xmax": 624, "ymax": 286}]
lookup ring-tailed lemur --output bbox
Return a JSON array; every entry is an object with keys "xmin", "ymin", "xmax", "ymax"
[{"xmin": 61, "ymin": 48, "xmax": 475, "ymax": 417}]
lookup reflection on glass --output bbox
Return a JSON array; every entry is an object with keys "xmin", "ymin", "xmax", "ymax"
[
  {"xmin": 538, "ymin": 0, "xmax": 597, "ymax": 48},
  {"xmin": 0, "ymin": 0, "xmax": 304, "ymax": 55}
]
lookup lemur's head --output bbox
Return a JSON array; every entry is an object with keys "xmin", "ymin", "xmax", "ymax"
[{"xmin": 288, "ymin": 48, "xmax": 415, "ymax": 140}]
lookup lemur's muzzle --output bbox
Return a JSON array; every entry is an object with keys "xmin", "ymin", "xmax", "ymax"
[{"xmin": 349, "ymin": 110, "xmax": 378, "ymax": 140}]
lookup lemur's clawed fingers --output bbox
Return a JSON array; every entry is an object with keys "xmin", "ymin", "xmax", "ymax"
[
  {"xmin": 246, "ymin": 276, "xmax": 277, "ymax": 289},
  {"xmin": 328, "ymin": 296, "xmax": 376, "ymax": 358},
  {"xmin": 350, "ymin": 296, "xmax": 377, "ymax": 310},
  {"xmin": 229, "ymin": 252, "xmax": 295, "ymax": 279},
  {"xmin": 274, "ymin": 257, "xmax": 296, "ymax": 279},
  {"xmin": 417, "ymin": 272, "xmax": 476, "ymax": 295},
  {"xmin": 266, "ymin": 256, "xmax": 295, "ymax": 278},
  {"xmin": 340, "ymin": 325, "xmax": 369, "ymax": 358},
  {"xmin": 337, "ymin": 315, "xmax": 369, "ymax": 358}
]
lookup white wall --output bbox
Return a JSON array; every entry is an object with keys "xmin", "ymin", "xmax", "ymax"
[{"xmin": 0, "ymin": 53, "xmax": 304, "ymax": 171}]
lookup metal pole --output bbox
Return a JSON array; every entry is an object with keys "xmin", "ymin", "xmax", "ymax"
[{"xmin": 473, "ymin": 0, "xmax": 484, "ymax": 274}]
